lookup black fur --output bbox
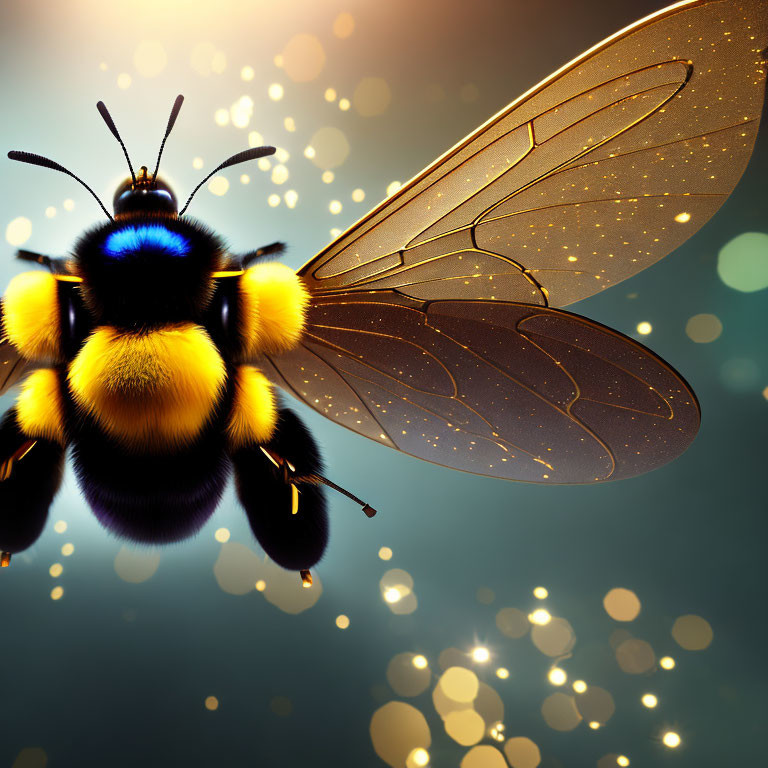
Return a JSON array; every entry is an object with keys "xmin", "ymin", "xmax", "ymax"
[
  {"xmin": 74, "ymin": 213, "xmax": 225, "ymax": 329},
  {"xmin": 0, "ymin": 410, "xmax": 64, "ymax": 554},
  {"xmin": 231, "ymin": 408, "xmax": 328, "ymax": 570}
]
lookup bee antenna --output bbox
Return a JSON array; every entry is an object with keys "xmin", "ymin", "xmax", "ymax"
[
  {"xmin": 179, "ymin": 145, "xmax": 276, "ymax": 217},
  {"xmin": 152, "ymin": 94, "xmax": 184, "ymax": 182},
  {"xmin": 7, "ymin": 150, "xmax": 114, "ymax": 222},
  {"xmin": 96, "ymin": 100, "xmax": 136, "ymax": 185}
]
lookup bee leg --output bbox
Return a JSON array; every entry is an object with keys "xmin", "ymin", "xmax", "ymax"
[
  {"xmin": 230, "ymin": 408, "xmax": 328, "ymax": 573},
  {"xmin": 0, "ymin": 408, "xmax": 65, "ymax": 563}
]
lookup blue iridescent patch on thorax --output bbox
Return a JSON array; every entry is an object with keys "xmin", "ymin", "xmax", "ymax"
[{"xmin": 103, "ymin": 224, "xmax": 190, "ymax": 259}]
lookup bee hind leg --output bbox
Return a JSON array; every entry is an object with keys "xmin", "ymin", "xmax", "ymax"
[
  {"xmin": 230, "ymin": 408, "xmax": 328, "ymax": 573},
  {"xmin": 0, "ymin": 408, "xmax": 65, "ymax": 564}
]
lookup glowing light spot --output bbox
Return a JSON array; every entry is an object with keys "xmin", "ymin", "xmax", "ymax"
[
  {"xmin": 718, "ymin": 232, "xmax": 768, "ymax": 292},
  {"xmin": 603, "ymin": 588, "xmax": 641, "ymax": 621},
  {"xmin": 439, "ymin": 666, "xmax": 479, "ymax": 703},
  {"xmin": 636, "ymin": 321, "xmax": 652, "ymax": 335},
  {"xmin": 133, "ymin": 40, "xmax": 167, "ymax": 78},
  {"xmin": 413, "ymin": 655, "xmax": 428, "ymax": 669},
  {"xmin": 204, "ymin": 695, "xmax": 219, "ymax": 711},
  {"xmin": 230, "ymin": 95, "xmax": 254, "ymax": 128},
  {"xmin": 53, "ymin": 521, "xmax": 67, "ymax": 534},
  {"xmin": 258, "ymin": 158, "xmax": 272, "ymax": 172},
  {"xmin": 503, "ymin": 736, "xmax": 541, "ymax": 768},
  {"xmin": 268, "ymin": 83, "xmax": 284, "ymax": 101},
  {"xmin": 378, "ymin": 546, "xmax": 393, "ymax": 560},
  {"xmin": 672, "ymin": 614, "xmax": 713, "ymax": 650},
  {"xmin": 61, "ymin": 543, "xmax": 74, "ymax": 556},
  {"xmin": 686, "ymin": 313, "xmax": 722, "ymax": 343},
  {"xmin": 214, "ymin": 108, "xmax": 230, "ymax": 126},
  {"xmin": 385, "ymin": 587, "xmax": 402, "ymax": 603},
  {"xmin": 471, "ymin": 646, "xmax": 490, "ymax": 663},
  {"xmin": 49, "ymin": 563, "xmax": 63, "ymax": 578},
  {"xmin": 5, "ymin": 217, "xmax": 32, "ymax": 247},
  {"xmin": 284, "ymin": 190, "xmax": 298, "ymax": 209},
  {"xmin": 529, "ymin": 609, "xmax": 551, "ymax": 625},
  {"xmin": 388, "ymin": 653, "xmax": 431, "ymax": 697},
  {"xmin": 322, "ymin": 171, "xmax": 335, "ymax": 184},
  {"xmin": 617, "ymin": 756, "xmax": 630, "ymax": 767},
  {"xmin": 329, "ymin": 200, "xmax": 342, "ymax": 214},
  {"xmin": 330, "ymin": 228, "xmax": 341, "ymax": 238},
  {"xmin": 386, "ymin": 180, "xmax": 402, "ymax": 196},
  {"xmin": 303, "ymin": 146, "xmax": 316, "ymax": 159},
  {"xmin": 495, "ymin": 667, "xmax": 509, "ymax": 680},
  {"xmin": 241, "ymin": 65, "xmax": 255, "ymax": 81},
  {"xmin": 659, "ymin": 656, "xmax": 675, "ymax": 670},
  {"xmin": 445, "ymin": 709, "xmax": 485, "ymax": 746},
  {"xmin": 215, "ymin": 528, "xmax": 230, "ymax": 543},
  {"xmin": 352, "ymin": 188, "xmax": 365, "ymax": 203},
  {"xmin": 284, "ymin": 116, "xmax": 296, "ymax": 132},
  {"xmin": 117, "ymin": 73, "xmax": 132, "ymax": 89},
  {"xmin": 114, "ymin": 547, "xmax": 160, "ymax": 583},
  {"xmin": 271, "ymin": 164, "xmax": 289, "ymax": 185},
  {"xmin": 662, "ymin": 731, "xmax": 681, "ymax": 748},
  {"xmin": 275, "ymin": 148, "xmax": 289, "ymax": 163},
  {"xmin": 268, "ymin": 194, "xmax": 281, "ymax": 208},
  {"xmin": 370, "ymin": 702, "xmax": 431, "ymax": 768},
  {"xmin": 333, "ymin": 12, "xmax": 355, "ymax": 38},
  {"xmin": 45, "ymin": 206, "xmax": 56, "ymax": 218},
  {"xmin": 354, "ymin": 77, "xmax": 392, "ymax": 117},
  {"xmin": 63, "ymin": 199, "xmax": 75, "ymax": 211},
  {"xmin": 339, "ymin": 98, "xmax": 351, "ymax": 111},
  {"xmin": 207, "ymin": 177, "xmax": 229, "ymax": 196},
  {"xmin": 409, "ymin": 747, "xmax": 429, "ymax": 767},
  {"xmin": 281, "ymin": 34, "xmax": 326, "ymax": 82},
  {"xmin": 255, "ymin": 579, "xmax": 266, "ymax": 592},
  {"xmin": 336, "ymin": 614, "xmax": 350, "ymax": 629},
  {"xmin": 589, "ymin": 721, "xmax": 601, "ymax": 730},
  {"xmin": 573, "ymin": 680, "xmax": 587, "ymax": 693},
  {"xmin": 674, "ymin": 212, "xmax": 691, "ymax": 223},
  {"xmin": 533, "ymin": 586, "xmax": 548, "ymax": 599},
  {"xmin": 273, "ymin": 54, "xmax": 283, "ymax": 68},
  {"xmin": 50, "ymin": 586, "xmax": 64, "ymax": 600},
  {"xmin": 240, "ymin": 174, "xmax": 250, "ymax": 185},
  {"xmin": 641, "ymin": 693, "xmax": 658, "ymax": 708},
  {"xmin": 324, "ymin": 87, "xmax": 337, "ymax": 102},
  {"xmin": 192, "ymin": 157, "xmax": 204, "ymax": 170},
  {"xmin": 308, "ymin": 127, "xmax": 350, "ymax": 170},
  {"xmin": 248, "ymin": 131, "xmax": 264, "ymax": 148},
  {"xmin": 548, "ymin": 667, "xmax": 567, "ymax": 686}
]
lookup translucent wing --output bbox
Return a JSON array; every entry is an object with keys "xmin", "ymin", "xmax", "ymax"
[
  {"xmin": 260, "ymin": 293, "xmax": 700, "ymax": 483},
  {"xmin": 299, "ymin": 0, "xmax": 767, "ymax": 307}
]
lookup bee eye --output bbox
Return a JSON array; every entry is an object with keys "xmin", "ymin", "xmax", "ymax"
[{"xmin": 103, "ymin": 224, "xmax": 190, "ymax": 259}]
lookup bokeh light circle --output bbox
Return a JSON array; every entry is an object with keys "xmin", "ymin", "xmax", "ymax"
[{"xmin": 717, "ymin": 232, "xmax": 768, "ymax": 292}]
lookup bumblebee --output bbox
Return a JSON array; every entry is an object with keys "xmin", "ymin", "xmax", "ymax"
[{"xmin": 1, "ymin": 0, "xmax": 766, "ymax": 580}]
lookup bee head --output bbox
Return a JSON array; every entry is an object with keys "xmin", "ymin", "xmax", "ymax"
[{"xmin": 113, "ymin": 166, "xmax": 178, "ymax": 217}]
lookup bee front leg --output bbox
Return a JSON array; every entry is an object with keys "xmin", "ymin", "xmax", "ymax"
[
  {"xmin": 230, "ymin": 407, "xmax": 328, "ymax": 576},
  {"xmin": 0, "ymin": 407, "xmax": 65, "ymax": 564}
]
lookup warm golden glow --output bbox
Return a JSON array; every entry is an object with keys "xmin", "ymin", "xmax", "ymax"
[
  {"xmin": 49, "ymin": 563, "xmax": 63, "ymax": 578},
  {"xmin": 671, "ymin": 614, "xmax": 713, "ymax": 650},
  {"xmin": 641, "ymin": 693, "xmax": 658, "ymax": 708},
  {"xmin": 589, "ymin": 721, "xmax": 601, "ymax": 730},
  {"xmin": 408, "ymin": 748, "xmax": 429, "ymax": 768},
  {"xmin": 548, "ymin": 667, "xmax": 567, "ymax": 686},
  {"xmin": 529, "ymin": 609, "xmax": 551, "ymax": 625},
  {"xmin": 214, "ymin": 528, "xmax": 230, "ymax": 543},
  {"xmin": 255, "ymin": 580, "xmax": 266, "ymax": 592},
  {"xmin": 495, "ymin": 667, "xmax": 509, "ymax": 680},
  {"xmin": 439, "ymin": 667, "xmax": 479, "ymax": 703},
  {"xmin": 268, "ymin": 83, "xmax": 284, "ymax": 101},
  {"xmin": 662, "ymin": 731, "xmax": 681, "ymax": 748},
  {"xmin": 674, "ymin": 212, "xmax": 691, "ymax": 223},
  {"xmin": 413, "ymin": 655, "xmax": 428, "ymax": 669},
  {"xmin": 329, "ymin": 200, "xmax": 342, "ymax": 214},
  {"xmin": 659, "ymin": 656, "xmax": 676, "ymax": 670},
  {"xmin": 617, "ymin": 756, "xmax": 630, "ymax": 766},
  {"xmin": 471, "ymin": 647, "xmax": 490, "ymax": 663},
  {"xmin": 385, "ymin": 587, "xmax": 402, "ymax": 603},
  {"xmin": 533, "ymin": 586, "xmax": 548, "ymax": 599},
  {"xmin": 335, "ymin": 614, "xmax": 350, "ymax": 629},
  {"xmin": 50, "ymin": 586, "xmax": 64, "ymax": 601},
  {"xmin": 636, "ymin": 321, "xmax": 652, "ymax": 335},
  {"xmin": 61, "ymin": 543, "xmax": 74, "ymax": 556},
  {"xmin": 53, "ymin": 521, "xmax": 67, "ymax": 534},
  {"xmin": 573, "ymin": 680, "xmax": 587, "ymax": 694},
  {"xmin": 603, "ymin": 588, "xmax": 641, "ymax": 621},
  {"xmin": 204, "ymin": 696, "xmax": 219, "ymax": 711},
  {"xmin": 378, "ymin": 546, "xmax": 393, "ymax": 561}
]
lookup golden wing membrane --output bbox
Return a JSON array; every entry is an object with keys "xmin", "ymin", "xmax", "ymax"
[
  {"xmin": 261, "ymin": 293, "xmax": 700, "ymax": 483},
  {"xmin": 300, "ymin": 0, "xmax": 767, "ymax": 307}
]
